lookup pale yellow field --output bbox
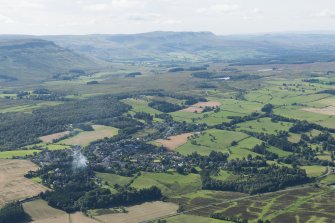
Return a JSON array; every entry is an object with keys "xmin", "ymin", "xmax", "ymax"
[
  {"xmin": 302, "ymin": 106, "xmax": 335, "ymax": 116},
  {"xmin": 60, "ymin": 125, "xmax": 118, "ymax": 146},
  {"xmin": 181, "ymin": 101, "xmax": 221, "ymax": 113},
  {"xmin": 156, "ymin": 133, "xmax": 193, "ymax": 150},
  {"xmin": 94, "ymin": 201, "xmax": 178, "ymax": 223},
  {"xmin": 23, "ymin": 199, "xmax": 99, "ymax": 223},
  {"xmin": 39, "ymin": 131, "xmax": 70, "ymax": 143},
  {"xmin": 0, "ymin": 159, "xmax": 47, "ymax": 207}
]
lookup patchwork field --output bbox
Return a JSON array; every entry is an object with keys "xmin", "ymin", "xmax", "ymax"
[
  {"xmin": 156, "ymin": 133, "xmax": 193, "ymax": 150},
  {"xmin": 59, "ymin": 125, "xmax": 118, "ymax": 146},
  {"xmin": 39, "ymin": 131, "xmax": 70, "ymax": 143},
  {"xmin": 301, "ymin": 165, "xmax": 327, "ymax": 178},
  {"xmin": 236, "ymin": 117, "xmax": 293, "ymax": 135},
  {"xmin": 303, "ymin": 106, "xmax": 335, "ymax": 116},
  {"xmin": 92, "ymin": 201, "xmax": 178, "ymax": 223},
  {"xmin": 181, "ymin": 101, "xmax": 221, "ymax": 113},
  {"xmin": 166, "ymin": 214, "xmax": 231, "ymax": 223},
  {"xmin": 96, "ymin": 172, "xmax": 133, "ymax": 186},
  {"xmin": 177, "ymin": 129, "xmax": 261, "ymax": 159},
  {"xmin": 169, "ymin": 187, "xmax": 335, "ymax": 223},
  {"xmin": 0, "ymin": 149, "xmax": 41, "ymax": 159},
  {"xmin": 131, "ymin": 172, "xmax": 202, "ymax": 196},
  {"xmin": 0, "ymin": 160, "xmax": 47, "ymax": 207},
  {"xmin": 122, "ymin": 98, "xmax": 162, "ymax": 115},
  {"xmin": 23, "ymin": 199, "xmax": 99, "ymax": 223}
]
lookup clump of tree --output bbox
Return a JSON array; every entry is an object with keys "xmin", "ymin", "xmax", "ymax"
[
  {"xmin": 168, "ymin": 68, "xmax": 184, "ymax": 72},
  {"xmin": 210, "ymin": 212, "xmax": 249, "ymax": 223},
  {"xmin": 87, "ymin": 80, "xmax": 99, "ymax": 84},
  {"xmin": 148, "ymin": 101, "xmax": 184, "ymax": 112},
  {"xmin": 126, "ymin": 72, "xmax": 142, "ymax": 77},
  {"xmin": 0, "ymin": 202, "xmax": 29, "ymax": 223},
  {"xmin": 134, "ymin": 112, "xmax": 153, "ymax": 122},
  {"xmin": 261, "ymin": 103, "xmax": 274, "ymax": 113},
  {"xmin": 202, "ymin": 165, "xmax": 310, "ymax": 194}
]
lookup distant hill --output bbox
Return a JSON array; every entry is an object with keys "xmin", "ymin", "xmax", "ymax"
[
  {"xmin": 43, "ymin": 31, "xmax": 266, "ymax": 62},
  {"xmin": 0, "ymin": 39, "xmax": 98, "ymax": 83},
  {"xmin": 42, "ymin": 31, "xmax": 335, "ymax": 64},
  {"xmin": 1, "ymin": 32, "xmax": 335, "ymax": 82}
]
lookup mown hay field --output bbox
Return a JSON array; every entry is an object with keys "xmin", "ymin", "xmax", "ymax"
[{"xmin": 0, "ymin": 160, "xmax": 47, "ymax": 207}]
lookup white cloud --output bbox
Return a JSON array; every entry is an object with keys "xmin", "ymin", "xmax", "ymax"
[
  {"xmin": 83, "ymin": 3, "xmax": 110, "ymax": 12},
  {"xmin": 242, "ymin": 8, "xmax": 264, "ymax": 20},
  {"xmin": 0, "ymin": 14, "xmax": 14, "ymax": 24},
  {"xmin": 160, "ymin": 19, "xmax": 182, "ymax": 25},
  {"xmin": 315, "ymin": 9, "xmax": 335, "ymax": 18},
  {"xmin": 252, "ymin": 8, "xmax": 263, "ymax": 15},
  {"xmin": 83, "ymin": 0, "xmax": 141, "ymax": 12},
  {"xmin": 126, "ymin": 13, "xmax": 160, "ymax": 21},
  {"xmin": 197, "ymin": 4, "xmax": 239, "ymax": 14}
]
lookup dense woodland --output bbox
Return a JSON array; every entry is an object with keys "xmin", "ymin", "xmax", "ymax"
[{"xmin": 0, "ymin": 95, "xmax": 131, "ymax": 150}]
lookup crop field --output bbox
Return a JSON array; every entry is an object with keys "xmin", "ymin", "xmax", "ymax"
[
  {"xmin": 301, "ymin": 165, "xmax": 327, "ymax": 177},
  {"xmin": 169, "ymin": 187, "xmax": 335, "ymax": 223},
  {"xmin": 0, "ymin": 149, "xmax": 41, "ymax": 159},
  {"xmin": 39, "ymin": 131, "xmax": 70, "ymax": 143},
  {"xmin": 92, "ymin": 201, "xmax": 178, "ymax": 223},
  {"xmin": 303, "ymin": 106, "xmax": 335, "ymax": 116},
  {"xmin": 155, "ymin": 133, "xmax": 193, "ymax": 150},
  {"xmin": 165, "ymin": 214, "xmax": 231, "ymax": 223},
  {"xmin": 177, "ymin": 129, "xmax": 261, "ymax": 159},
  {"xmin": 122, "ymin": 98, "xmax": 162, "ymax": 115},
  {"xmin": 0, "ymin": 101, "xmax": 62, "ymax": 113},
  {"xmin": 169, "ymin": 190, "xmax": 246, "ymax": 212},
  {"xmin": 24, "ymin": 143, "xmax": 70, "ymax": 151},
  {"xmin": 23, "ymin": 199, "xmax": 70, "ymax": 223},
  {"xmin": 171, "ymin": 99, "xmax": 261, "ymax": 125},
  {"xmin": 23, "ymin": 199, "xmax": 99, "ymax": 223},
  {"xmin": 321, "ymin": 174, "xmax": 335, "ymax": 185},
  {"xmin": 59, "ymin": 125, "xmax": 118, "ymax": 146},
  {"xmin": 274, "ymin": 106, "xmax": 335, "ymax": 128},
  {"xmin": 0, "ymin": 160, "xmax": 46, "ymax": 207},
  {"xmin": 180, "ymin": 101, "xmax": 221, "ymax": 113},
  {"xmin": 131, "ymin": 172, "xmax": 202, "ymax": 196},
  {"xmin": 236, "ymin": 117, "xmax": 292, "ymax": 135},
  {"xmin": 96, "ymin": 172, "xmax": 133, "ymax": 188}
]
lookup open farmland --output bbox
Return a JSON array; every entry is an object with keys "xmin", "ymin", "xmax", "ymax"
[
  {"xmin": 303, "ymin": 106, "xmax": 335, "ymax": 116},
  {"xmin": 92, "ymin": 201, "xmax": 178, "ymax": 223},
  {"xmin": 39, "ymin": 131, "xmax": 70, "ymax": 143},
  {"xmin": 167, "ymin": 187, "xmax": 335, "ymax": 223},
  {"xmin": 181, "ymin": 101, "xmax": 221, "ymax": 113},
  {"xmin": 156, "ymin": 133, "xmax": 193, "ymax": 150},
  {"xmin": 59, "ymin": 125, "xmax": 118, "ymax": 146},
  {"xmin": 177, "ymin": 129, "xmax": 261, "ymax": 159},
  {"xmin": 1, "ymin": 32, "xmax": 335, "ymax": 223},
  {"xmin": 166, "ymin": 214, "xmax": 231, "ymax": 223},
  {"xmin": 0, "ymin": 149, "xmax": 41, "ymax": 159},
  {"xmin": 23, "ymin": 199, "xmax": 99, "ymax": 223},
  {"xmin": 0, "ymin": 160, "xmax": 46, "ymax": 207},
  {"xmin": 131, "ymin": 172, "xmax": 202, "ymax": 196}
]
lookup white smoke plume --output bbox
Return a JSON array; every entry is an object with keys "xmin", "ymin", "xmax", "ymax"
[{"xmin": 72, "ymin": 150, "xmax": 88, "ymax": 170}]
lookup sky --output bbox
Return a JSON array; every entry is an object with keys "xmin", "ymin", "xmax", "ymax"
[{"xmin": 0, "ymin": 0, "xmax": 334, "ymax": 35}]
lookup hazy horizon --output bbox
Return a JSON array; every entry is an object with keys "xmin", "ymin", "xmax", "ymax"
[{"xmin": 0, "ymin": 0, "xmax": 334, "ymax": 35}]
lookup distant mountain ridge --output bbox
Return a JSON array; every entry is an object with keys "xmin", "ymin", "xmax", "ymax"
[
  {"xmin": 1, "ymin": 31, "xmax": 335, "ymax": 84},
  {"xmin": 0, "ymin": 38, "xmax": 98, "ymax": 83},
  {"xmin": 41, "ymin": 31, "xmax": 335, "ymax": 63}
]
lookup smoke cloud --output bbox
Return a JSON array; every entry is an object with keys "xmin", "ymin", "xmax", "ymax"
[{"xmin": 72, "ymin": 150, "xmax": 88, "ymax": 170}]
